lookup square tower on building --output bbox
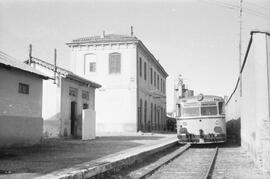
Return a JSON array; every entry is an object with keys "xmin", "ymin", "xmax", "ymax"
[{"xmin": 67, "ymin": 33, "xmax": 168, "ymax": 134}]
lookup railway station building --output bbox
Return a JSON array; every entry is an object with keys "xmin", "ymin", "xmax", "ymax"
[
  {"xmin": 0, "ymin": 51, "xmax": 49, "ymax": 147},
  {"xmin": 66, "ymin": 31, "xmax": 168, "ymax": 134},
  {"xmin": 26, "ymin": 57, "xmax": 101, "ymax": 139}
]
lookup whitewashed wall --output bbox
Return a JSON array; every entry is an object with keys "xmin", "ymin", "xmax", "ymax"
[
  {"xmin": 226, "ymin": 32, "xmax": 270, "ymax": 172},
  {"xmin": 34, "ymin": 66, "xmax": 61, "ymax": 137},
  {"xmin": 69, "ymin": 43, "xmax": 138, "ymax": 134},
  {"xmin": 34, "ymin": 64, "xmax": 96, "ymax": 138}
]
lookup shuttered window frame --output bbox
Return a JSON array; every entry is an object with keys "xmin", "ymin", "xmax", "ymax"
[{"xmin": 109, "ymin": 52, "xmax": 121, "ymax": 74}]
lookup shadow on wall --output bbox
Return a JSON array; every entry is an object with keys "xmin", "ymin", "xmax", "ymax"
[
  {"xmin": 43, "ymin": 113, "xmax": 61, "ymax": 138},
  {"xmin": 226, "ymin": 118, "xmax": 241, "ymax": 146}
]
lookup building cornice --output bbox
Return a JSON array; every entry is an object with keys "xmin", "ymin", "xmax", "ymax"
[
  {"xmin": 66, "ymin": 40, "xmax": 139, "ymax": 47},
  {"xmin": 66, "ymin": 38, "xmax": 168, "ymax": 78},
  {"xmin": 137, "ymin": 40, "xmax": 168, "ymax": 78}
]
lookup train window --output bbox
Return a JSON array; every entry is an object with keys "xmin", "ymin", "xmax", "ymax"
[
  {"xmin": 218, "ymin": 102, "xmax": 224, "ymax": 115},
  {"xmin": 176, "ymin": 104, "xmax": 181, "ymax": 117},
  {"xmin": 201, "ymin": 106, "xmax": 217, "ymax": 116},
  {"xmin": 182, "ymin": 107, "xmax": 200, "ymax": 117}
]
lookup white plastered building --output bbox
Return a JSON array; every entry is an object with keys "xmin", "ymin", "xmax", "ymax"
[{"xmin": 67, "ymin": 33, "xmax": 168, "ymax": 134}]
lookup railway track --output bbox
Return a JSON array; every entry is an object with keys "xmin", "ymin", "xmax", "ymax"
[
  {"xmin": 147, "ymin": 146, "xmax": 219, "ymax": 179},
  {"xmin": 103, "ymin": 144, "xmax": 219, "ymax": 179}
]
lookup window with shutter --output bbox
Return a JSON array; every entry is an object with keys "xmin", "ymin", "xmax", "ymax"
[
  {"xmin": 150, "ymin": 68, "xmax": 153, "ymax": 84},
  {"xmin": 18, "ymin": 83, "xmax": 29, "ymax": 94},
  {"xmin": 139, "ymin": 57, "xmax": 142, "ymax": 77},
  {"xmin": 109, "ymin": 53, "xmax": 121, "ymax": 74},
  {"xmin": 144, "ymin": 62, "xmax": 147, "ymax": 80},
  {"xmin": 154, "ymin": 71, "xmax": 156, "ymax": 87},
  {"xmin": 157, "ymin": 75, "xmax": 159, "ymax": 89},
  {"xmin": 84, "ymin": 54, "xmax": 96, "ymax": 74},
  {"xmin": 89, "ymin": 62, "xmax": 96, "ymax": 72}
]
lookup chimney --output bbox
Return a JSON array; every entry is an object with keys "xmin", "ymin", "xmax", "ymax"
[
  {"xmin": 131, "ymin": 26, "xmax": 133, "ymax": 36},
  {"xmin": 102, "ymin": 30, "xmax": 105, "ymax": 38}
]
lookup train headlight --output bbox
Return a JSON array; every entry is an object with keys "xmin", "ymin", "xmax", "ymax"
[
  {"xmin": 214, "ymin": 126, "xmax": 222, "ymax": 133},
  {"xmin": 197, "ymin": 93, "xmax": 204, "ymax": 101}
]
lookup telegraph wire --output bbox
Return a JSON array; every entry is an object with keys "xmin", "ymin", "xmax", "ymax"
[
  {"xmin": 200, "ymin": 0, "xmax": 270, "ymax": 20},
  {"xmin": 245, "ymin": 1, "xmax": 270, "ymax": 13}
]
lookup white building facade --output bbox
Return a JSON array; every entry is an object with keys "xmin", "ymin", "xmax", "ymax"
[
  {"xmin": 67, "ymin": 34, "xmax": 168, "ymax": 134},
  {"xmin": 27, "ymin": 57, "xmax": 101, "ymax": 139}
]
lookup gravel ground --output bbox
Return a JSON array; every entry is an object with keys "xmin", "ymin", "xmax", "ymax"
[
  {"xmin": 212, "ymin": 146, "xmax": 270, "ymax": 179},
  {"xmin": 105, "ymin": 141, "xmax": 270, "ymax": 179},
  {"xmin": 0, "ymin": 134, "xmax": 166, "ymax": 176}
]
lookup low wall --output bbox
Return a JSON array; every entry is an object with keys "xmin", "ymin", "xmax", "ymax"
[
  {"xmin": 82, "ymin": 109, "xmax": 96, "ymax": 140},
  {"xmin": 0, "ymin": 115, "xmax": 43, "ymax": 147}
]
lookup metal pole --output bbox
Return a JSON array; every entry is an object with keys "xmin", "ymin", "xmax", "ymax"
[
  {"xmin": 239, "ymin": 0, "xmax": 243, "ymax": 96},
  {"xmin": 54, "ymin": 49, "xmax": 57, "ymax": 84},
  {"xmin": 28, "ymin": 44, "xmax": 32, "ymax": 65}
]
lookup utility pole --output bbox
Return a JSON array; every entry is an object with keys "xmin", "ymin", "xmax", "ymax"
[{"xmin": 239, "ymin": 0, "xmax": 243, "ymax": 96}]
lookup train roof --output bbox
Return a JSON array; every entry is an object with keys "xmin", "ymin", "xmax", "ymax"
[{"xmin": 178, "ymin": 95, "xmax": 224, "ymax": 103}]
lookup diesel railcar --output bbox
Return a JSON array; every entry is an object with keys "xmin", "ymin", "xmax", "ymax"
[{"xmin": 176, "ymin": 94, "xmax": 226, "ymax": 144}]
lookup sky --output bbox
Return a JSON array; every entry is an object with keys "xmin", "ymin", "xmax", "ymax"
[{"xmin": 0, "ymin": 0, "xmax": 269, "ymax": 112}]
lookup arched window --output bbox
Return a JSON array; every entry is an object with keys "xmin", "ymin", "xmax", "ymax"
[
  {"xmin": 109, "ymin": 53, "xmax": 121, "ymax": 74},
  {"xmin": 139, "ymin": 57, "xmax": 142, "ymax": 77},
  {"xmin": 157, "ymin": 75, "xmax": 159, "ymax": 90},
  {"xmin": 84, "ymin": 54, "xmax": 96, "ymax": 74},
  {"xmin": 161, "ymin": 107, "xmax": 163, "ymax": 130},
  {"xmin": 150, "ymin": 68, "xmax": 153, "ymax": 84},
  {"xmin": 154, "ymin": 72, "xmax": 156, "ymax": 87},
  {"xmin": 144, "ymin": 100, "xmax": 147, "ymax": 130},
  {"xmin": 151, "ymin": 103, "xmax": 153, "ymax": 131},
  {"xmin": 144, "ymin": 62, "xmax": 147, "ymax": 80},
  {"xmin": 161, "ymin": 79, "xmax": 163, "ymax": 92},
  {"xmin": 139, "ymin": 99, "xmax": 143, "ymax": 131},
  {"xmin": 163, "ymin": 81, "xmax": 166, "ymax": 94},
  {"xmin": 154, "ymin": 104, "xmax": 157, "ymax": 130}
]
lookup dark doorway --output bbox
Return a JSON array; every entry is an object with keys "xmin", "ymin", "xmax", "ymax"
[{"xmin": 71, "ymin": 101, "xmax": 77, "ymax": 137}]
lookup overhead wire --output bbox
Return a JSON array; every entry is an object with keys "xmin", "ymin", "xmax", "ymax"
[
  {"xmin": 200, "ymin": 0, "xmax": 270, "ymax": 20},
  {"xmin": 245, "ymin": 1, "xmax": 270, "ymax": 13}
]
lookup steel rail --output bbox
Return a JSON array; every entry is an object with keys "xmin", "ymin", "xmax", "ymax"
[
  {"xmin": 137, "ymin": 143, "xmax": 191, "ymax": 179},
  {"xmin": 203, "ymin": 147, "xmax": 218, "ymax": 179}
]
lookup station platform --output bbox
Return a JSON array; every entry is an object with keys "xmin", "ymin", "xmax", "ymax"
[{"xmin": 0, "ymin": 133, "xmax": 178, "ymax": 179}]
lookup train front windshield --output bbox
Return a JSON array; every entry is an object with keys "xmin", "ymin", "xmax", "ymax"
[
  {"xmin": 180, "ymin": 102, "xmax": 223, "ymax": 117},
  {"xmin": 182, "ymin": 107, "xmax": 200, "ymax": 117},
  {"xmin": 201, "ymin": 105, "xmax": 217, "ymax": 116}
]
